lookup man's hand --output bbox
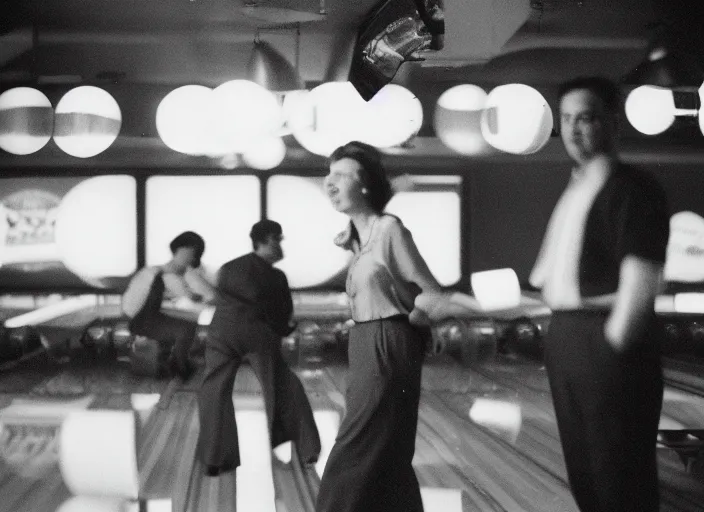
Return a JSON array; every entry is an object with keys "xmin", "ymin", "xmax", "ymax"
[{"xmin": 604, "ymin": 255, "xmax": 662, "ymax": 353}]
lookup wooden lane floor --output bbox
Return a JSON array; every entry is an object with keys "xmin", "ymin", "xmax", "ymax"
[
  {"xmin": 0, "ymin": 355, "xmax": 323, "ymax": 512},
  {"xmin": 0, "ymin": 352, "xmax": 178, "ymax": 512},
  {"xmin": 4, "ymin": 348, "xmax": 704, "ymax": 512},
  {"xmin": 302, "ymin": 354, "xmax": 704, "ymax": 512}
]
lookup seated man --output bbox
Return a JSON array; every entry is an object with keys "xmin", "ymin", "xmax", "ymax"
[{"xmin": 122, "ymin": 231, "xmax": 215, "ymax": 379}]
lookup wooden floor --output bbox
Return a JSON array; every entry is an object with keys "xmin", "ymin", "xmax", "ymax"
[{"xmin": 1, "ymin": 351, "xmax": 704, "ymax": 512}]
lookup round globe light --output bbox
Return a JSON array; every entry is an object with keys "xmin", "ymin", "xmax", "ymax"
[
  {"xmin": 156, "ymin": 85, "xmax": 214, "ymax": 156},
  {"xmin": 625, "ymin": 86, "xmax": 675, "ymax": 136},
  {"xmin": 242, "ymin": 136, "xmax": 286, "ymax": 170},
  {"xmin": 267, "ymin": 175, "xmax": 350, "ymax": 288},
  {"xmin": 480, "ymin": 84, "xmax": 553, "ymax": 155},
  {"xmin": 53, "ymin": 86, "xmax": 122, "ymax": 158},
  {"xmin": 0, "ymin": 87, "xmax": 54, "ymax": 155},
  {"xmin": 210, "ymin": 80, "xmax": 283, "ymax": 155},
  {"xmin": 289, "ymin": 81, "xmax": 367, "ymax": 157},
  {"xmin": 434, "ymin": 84, "xmax": 490, "ymax": 155},
  {"xmin": 55, "ymin": 176, "xmax": 137, "ymax": 285},
  {"xmin": 364, "ymin": 84, "xmax": 423, "ymax": 148},
  {"xmin": 280, "ymin": 89, "xmax": 310, "ymax": 135}
]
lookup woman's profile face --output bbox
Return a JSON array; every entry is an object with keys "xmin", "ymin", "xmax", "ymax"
[{"xmin": 324, "ymin": 157, "xmax": 367, "ymax": 213}]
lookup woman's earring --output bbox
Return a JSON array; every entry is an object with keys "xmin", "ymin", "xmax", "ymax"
[{"xmin": 362, "ymin": 188, "xmax": 368, "ymax": 195}]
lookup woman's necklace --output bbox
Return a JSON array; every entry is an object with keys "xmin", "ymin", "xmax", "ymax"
[{"xmin": 359, "ymin": 215, "xmax": 378, "ymax": 250}]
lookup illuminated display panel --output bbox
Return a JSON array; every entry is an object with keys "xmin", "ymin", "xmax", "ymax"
[
  {"xmin": 146, "ymin": 176, "xmax": 261, "ymax": 280},
  {"xmin": 267, "ymin": 175, "xmax": 351, "ymax": 289},
  {"xmin": 267, "ymin": 175, "xmax": 462, "ymax": 289},
  {"xmin": 0, "ymin": 175, "xmax": 137, "ymax": 291},
  {"xmin": 385, "ymin": 177, "xmax": 462, "ymax": 286}
]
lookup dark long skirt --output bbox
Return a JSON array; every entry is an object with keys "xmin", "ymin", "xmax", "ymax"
[
  {"xmin": 316, "ymin": 315, "xmax": 425, "ymax": 512},
  {"xmin": 543, "ymin": 310, "xmax": 663, "ymax": 512},
  {"xmin": 197, "ymin": 313, "xmax": 321, "ymax": 473}
]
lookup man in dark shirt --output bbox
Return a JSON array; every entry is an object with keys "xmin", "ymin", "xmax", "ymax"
[
  {"xmin": 197, "ymin": 220, "xmax": 320, "ymax": 476},
  {"xmin": 530, "ymin": 77, "xmax": 669, "ymax": 512}
]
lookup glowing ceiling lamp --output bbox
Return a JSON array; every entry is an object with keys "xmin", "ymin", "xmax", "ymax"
[
  {"xmin": 242, "ymin": 136, "xmax": 287, "ymax": 170},
  {"xmin": 625, "ymin": 85, "xmax": 676, "ymax": 135},
  {"xmin": 53, "ymin": 86, "xmax": 122, "ymax": 158},
  {"xmin": 156, "ymin": 85, "xmax": 214, "ymax": 156},
  {"xmin": 288, "ymin": 81, "xmax": 367, "ymax": 157},
  {"xmin": 0, "ymin": 87, "xmax": 54, "ymax": 155},
  {"xmin": 434, "ymin": 84, "xmax": 490, "ymax": 155},
  {"xmin": 363, "ymin": 84, "xmax": 423, "ymax": 148},
  {"xmin": 480, "ymin": 84, "xmax": 553, "ymax": 155},
  {"xmin": 210, "ymin": 79, "xmax": 283, "ymax": 155}
]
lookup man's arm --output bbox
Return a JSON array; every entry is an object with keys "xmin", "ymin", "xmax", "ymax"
[{"xmin": 605, "ymin": 255, "xmax": 662, "ymax": 352}]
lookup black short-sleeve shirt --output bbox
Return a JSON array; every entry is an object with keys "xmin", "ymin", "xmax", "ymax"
[{"xmin": 579, "ymin": 163, "xmax": 670, "ymax": 297}]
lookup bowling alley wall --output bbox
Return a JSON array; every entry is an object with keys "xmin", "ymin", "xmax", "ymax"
[
  {"xmin": 1, "ymin": 81, "xmax": 704, "ymax": 294},
  {"xmin": 2, "ymin": 148, "xmax": 704, "ymax": 295}
]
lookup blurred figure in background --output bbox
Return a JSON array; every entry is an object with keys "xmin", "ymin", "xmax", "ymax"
[
  {"xmin": 530, "ymin": 76, "xmax": 669, "ymax": 512},
  {"xmin": 197, "ymin": 219, "xmax": 320, "ymax": 477},
  {"xmin": 122, "ymin": 231, "xmax": 213, "ymax": 380}
]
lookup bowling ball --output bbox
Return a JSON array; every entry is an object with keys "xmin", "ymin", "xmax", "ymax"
[
  {"xmin": 0, "ymin": 326, "xmax": 42, "ymax": 363},
  {"xmin": 111, "ymin": 321, "xmax": 134, "ymax": 357},
  {"xmin": 503, "ymin": 316, "xmax": 543, "ymax": 358},
  {"xmin": 129, "ymin": 335, "xmax": 171, "ymax": 377},
  {"xmin": 459, "ymin": 319, "xmax": 497, "ymax": 367},
  {"xmin": 0, "ymin": 326, "xmax": 23, "ymax": 363}
]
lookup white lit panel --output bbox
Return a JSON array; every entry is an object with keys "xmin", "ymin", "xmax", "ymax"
[
  {"xmin": 267, "ymin": 175, "xmax": 350, "ymax": 289},
  {"xmin": 146, "ymin": 176, "xmax": 261, "ymax": 277},
  {"xmin": 386, "ymin": 188, "xmax": 461, "ymax": 286}
]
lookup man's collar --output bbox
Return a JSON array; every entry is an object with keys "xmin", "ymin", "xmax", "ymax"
[{"xmin": 571, "ymin": 154, "xmax": 615, "ymax": 183}]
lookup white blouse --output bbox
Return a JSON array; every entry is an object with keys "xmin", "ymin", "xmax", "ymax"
[{"xmin": 336, "ymin": 214, "xmax": 441, "ymax": 322}]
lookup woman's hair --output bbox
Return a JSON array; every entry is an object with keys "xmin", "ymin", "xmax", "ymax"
[
  {"xmin": 329, "ymin": 141, "xmax": 393, "ymax": 213},
  {"xmin": 169, "ymin": 231, "xmax": 205, "ymax": 267}
]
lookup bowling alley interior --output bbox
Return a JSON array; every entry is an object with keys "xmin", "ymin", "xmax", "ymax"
[{"xmin": 2, "ymin": 0, "xmax": 704, "ymax": 511}]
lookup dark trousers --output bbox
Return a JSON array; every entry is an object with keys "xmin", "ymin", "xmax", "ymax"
[
  {"xmin": 544, "ymin": 310, "xmax": 663, "ymax": 512},
  {"xmin": 129, "ymin": 311, "xmax": 197, "ymax": 374},
  {"xmin": 197, "ymin": 315, "xmax": 320, "ymax": 472},
  {"xmin": 316, "ymin": 316, "xmax": 425, "ymax": 512}
]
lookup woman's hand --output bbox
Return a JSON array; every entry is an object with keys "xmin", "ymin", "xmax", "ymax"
[
  {"xmin": 414, "ymin": 291, "xmax": 481, "ymax": 323},
  {"xmin": 409, "ymin": 307, "xmax": 432, "ymax": 326}
]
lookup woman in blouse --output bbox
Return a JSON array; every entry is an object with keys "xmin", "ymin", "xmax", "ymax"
[{"xmin": 315, "ymin": 141, "xmax": 450, "ymax": 512}]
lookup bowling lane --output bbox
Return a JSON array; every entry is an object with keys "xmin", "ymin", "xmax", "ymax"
[
  {"xmin": 297, "ymin": 354, "xmax": 704, "ymax": 512},
  {"xmin": 0, "ymin": 350, "xmax": 185, "ymax": 512}
]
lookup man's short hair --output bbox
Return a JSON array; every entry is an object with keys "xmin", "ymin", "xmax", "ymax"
[
  {"xmin": 250, "ymin": 219, "xmax": 282, "ymax": 248},
  {"xmin": 558, "ymin": 76, "xmax": 621, "ymax": 114},
  {"xmin": 169, "ymin": 231, "xmax": 205, "ymax": 267}
]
